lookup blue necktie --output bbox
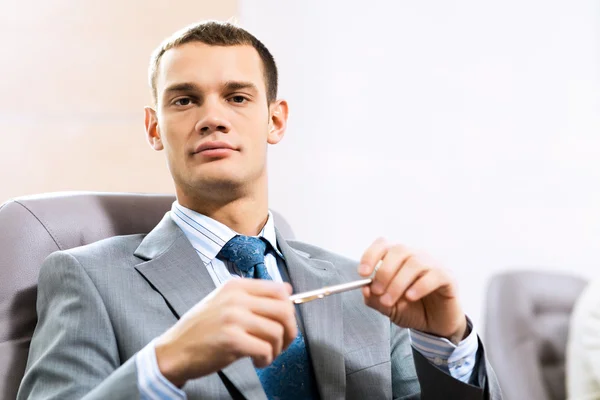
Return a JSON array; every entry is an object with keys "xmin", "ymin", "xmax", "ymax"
[{"xmin": 218, "ymin": 235, "xmax": 319, "ymax": 400}]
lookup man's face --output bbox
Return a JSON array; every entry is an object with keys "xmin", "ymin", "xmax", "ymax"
[{"xmin": 146, "ymin": 42, "xmax": 286, "ymax": 199}]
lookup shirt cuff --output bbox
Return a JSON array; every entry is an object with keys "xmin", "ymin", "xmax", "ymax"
[
  {"xmin": 136, "ymin": 339, "xmax": 187, "ymax": 400},
  {"xmin": 409, "ymin": 317, "xmax": 478, "ymax": 383}
]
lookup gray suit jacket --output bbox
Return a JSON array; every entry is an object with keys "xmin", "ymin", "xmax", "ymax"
[{"xmin": 18, "ymin": 214, "xmax": 502, "ymax": 399}]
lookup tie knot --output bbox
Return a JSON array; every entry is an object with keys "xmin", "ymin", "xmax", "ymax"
[{"xmin": 218, "ymin": 235, "xmax": 267, "ymax": 276}]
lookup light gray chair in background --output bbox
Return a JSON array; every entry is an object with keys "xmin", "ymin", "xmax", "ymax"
[
  {"xmin": 0, "ymin": 192, "xmax": 295, "ymax": 400},
  {"xmin": 484, "ymin": 270, "xmax": 587, "ymax": 400}
]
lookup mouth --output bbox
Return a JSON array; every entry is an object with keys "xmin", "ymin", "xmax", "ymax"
[{"xmin": 193, "ymin": 141, "xmax": 238, "ymax": 158}]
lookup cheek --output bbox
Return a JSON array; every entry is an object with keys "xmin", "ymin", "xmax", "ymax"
[
  {"xmin": 245, "ymin": 127, "xmax": 269, "ymax": 155},
  {"xmin": 160, "ymin": 115, "xmax": 195, "ymax": 149},
  {"xmin": 246, "ymin": 140, "xmax": 269, "ymax": 170}
]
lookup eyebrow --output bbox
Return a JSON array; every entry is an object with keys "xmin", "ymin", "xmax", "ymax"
[
  {"xmin": 163, "ymin": 82, "xmax": 200, "ymax": 96},
  {"xmin": 222, "ymin": 81, "xmax": 259, "ymax": 93}
]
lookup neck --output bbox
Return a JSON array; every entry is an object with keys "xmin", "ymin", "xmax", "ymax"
[{"xmin": 176, "ymin": 179, "xmax": 269, "ymax": 236}]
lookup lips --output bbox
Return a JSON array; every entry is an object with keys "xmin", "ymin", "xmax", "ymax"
[{"xmin": 194, "ymin": 141, "xmax": 237, "ymax": 154}]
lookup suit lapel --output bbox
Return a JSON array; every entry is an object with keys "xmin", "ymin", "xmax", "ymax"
[
  {"xmin": 277, "ymin": 232, "xmax": 346, "ymax": 400},
  {"xmin": 134, "ymin": 214, "xmax": 266, "ymax": 400},
  {"xmin": 134, "ymin": 214, "xmax": 216, "ymax": 317}
]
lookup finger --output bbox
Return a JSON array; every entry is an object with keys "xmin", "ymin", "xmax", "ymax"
[
  {"xmin": 363, "ymin": 287, "xmax": 393, "ymax": 317},
  {"xmin": 370, "ymin": 245, "xmax": 412, "ymax": 296},
  {"xmin": 242, "ymin": 314, "xmax": 287, "ymax": 361},
  {"xmin": 283, "ymin": 282, "xmax": 293, "ymax": 295},
  {"xmin": 362, "ymin": 285, "xmax": 371, "ymax": 299},
  {"xmin": 225, "ymin": 278, "xmax": 290, "ymax": 300},
  {"xmin": 363, "ymin": 290, "xmax": 411, "ymax": 323},
  {"xmin": 246, "ymin": 296, "xmax": 297, "ymax": 349},
  {"xmin": 404, "ymin": 269, "xmax": 454, "ymax": 301},
  {"xmin": 230, "ymin": 328, "xmax": 276, "ymax": 368},
  {"xmin": 379, "ymin": 256, "xmax": 427, "ymax": 307},
  {"xmin": 358, "ymin": 237, "xmax": 389, "ymax": 276}
]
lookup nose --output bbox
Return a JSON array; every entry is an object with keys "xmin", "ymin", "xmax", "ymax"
[
  {"xmin": 195, "ymin": 101, "xmax": 231, "ymax": 135},
  {"xmin": 198, "ymin": 116, "xmax": 230, "ymax": 134}
]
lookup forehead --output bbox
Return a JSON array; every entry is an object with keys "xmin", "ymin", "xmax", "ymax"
[{"xmin": 156, "ymin": 42, "xmax": 265, "ymax": 94}]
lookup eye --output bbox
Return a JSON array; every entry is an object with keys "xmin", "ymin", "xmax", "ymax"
[
  {"xmin": 229, "ymin": 95, "xmax": 248, "ymax": 104},
  {"xmin": 174, "ymin": 97, "xmax": 193, "ymax": 106}
]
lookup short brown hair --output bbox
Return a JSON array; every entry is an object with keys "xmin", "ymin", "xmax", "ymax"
[{"xmin": 148, "ymin": 21, "xmax": 278, "ymax": 105}]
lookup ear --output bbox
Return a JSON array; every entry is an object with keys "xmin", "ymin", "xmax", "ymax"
[
  {"xmin": 267, "ymin": 99, "xmax": 289, "ymax": 145},
  {"xmin": 144, "ymin": 106, "xmax": 164, "ymax": 151}
]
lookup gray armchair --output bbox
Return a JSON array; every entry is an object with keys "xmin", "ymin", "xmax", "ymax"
[
  {"xmin": 484, "ymin": 271, "xmax": 587, "ymax": 400},
  {"xmin": 0, "ymin": 192, "xmax": 294, "ymax": 400}
]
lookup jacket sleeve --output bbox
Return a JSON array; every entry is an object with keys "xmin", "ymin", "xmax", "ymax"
[
  {"xmin": 390, "ymin": 323, "xmax": 503, "ymax": 399},
  {"xmin": 17, "ymin": 251, "xmax": 141, "ymax": 400}
]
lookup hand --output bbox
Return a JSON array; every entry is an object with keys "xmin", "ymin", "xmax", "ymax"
[
  {"xmin": 154, "ymin": 279, "xmax": 297, "ymax": 387},
  {"xmin": 358, "ymin": 238, "xmax": 467, "ymax": 344}
]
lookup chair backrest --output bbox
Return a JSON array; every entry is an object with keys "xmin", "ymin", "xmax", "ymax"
[
  {"xmin": 484, "ymin": 270, "xmax": 587, "ymax": 400},
  {"xmin": 0, "ymin": 192, "xmax": 295, "ymax": 400}
]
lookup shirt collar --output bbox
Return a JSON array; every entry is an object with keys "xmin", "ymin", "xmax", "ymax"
[{"xmin": 170, "ymin": 201, "xmax": 283, "ymax": 265}]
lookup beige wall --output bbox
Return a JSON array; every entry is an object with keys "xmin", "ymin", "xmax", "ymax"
[{"xmin": 0, "ymin": 0, "xmax": 237, "ymax": 203}]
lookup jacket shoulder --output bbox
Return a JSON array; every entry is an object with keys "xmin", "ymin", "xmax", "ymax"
[{"xmin": 47, "ymin": 233, "xmax": 147, "ymax": 270}]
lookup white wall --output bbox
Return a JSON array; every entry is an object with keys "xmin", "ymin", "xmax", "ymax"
[{"xmin": 240, "ymin": 0, "xmax": 600, "ymax": 326}]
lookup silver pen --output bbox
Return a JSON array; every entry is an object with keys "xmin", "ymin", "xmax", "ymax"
[
  {"xmin": 289, "ymin": 278, "xmax": 373, "ymax": 304},
  {"xmin": 289, "ymin": 261, "xmax": 381, "ymax": 304}
]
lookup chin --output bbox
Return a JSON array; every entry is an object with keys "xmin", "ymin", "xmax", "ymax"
[
  {"xmin": 181, "ymin": 162, "xmax": 264, "ymax": 197},
  {"xmin": 190, "ymin": 169, "xmax": 246, "ymax": 193},
  {"xmin": 200, "ymin": 163, "xmax": 244, "ymax": 183},
  {"xmin": 201, "ymin": 175, "xmax": 244, "ymax": 189}
]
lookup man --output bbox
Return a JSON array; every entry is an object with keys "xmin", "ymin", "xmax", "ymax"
[
  {"xmin": 566, "ymin": 279, "xmax": 600, "ymax": 399},
  {"xmin": 18, "ymin": 21, "xmax": 501, "ymax": 399}
]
